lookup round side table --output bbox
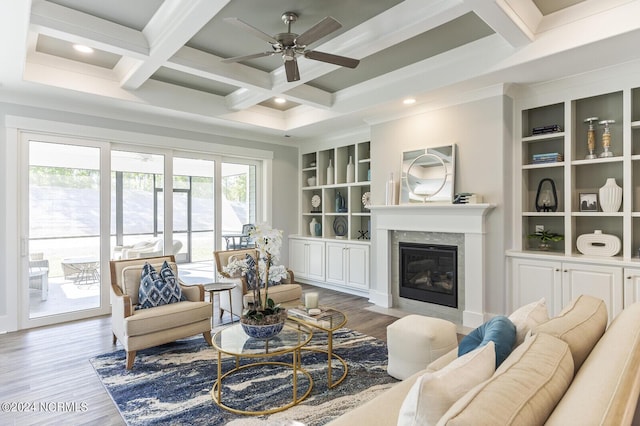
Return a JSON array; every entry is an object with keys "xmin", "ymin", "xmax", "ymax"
[{"xmin": 203, "ymin": 282, "xmax": 237, "ymax": 324}]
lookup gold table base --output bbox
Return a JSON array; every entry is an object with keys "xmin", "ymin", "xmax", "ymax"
[{"xmin": 211, "ymin": 356, "xmax": 313, "ymax": 415}]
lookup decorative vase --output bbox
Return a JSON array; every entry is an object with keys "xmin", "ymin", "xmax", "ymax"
[
  {"xmin": 576, "ymin": 230, "xmax": 621, "ymax": 256},
  {"xmin": 314, "ymin": 221, "xmax": 322, "ymax": 237},
  {"xmin": 326, "ymin": 159, "xmax": 334, "ymax": 185},
  {"xmin": 599, "ymin": 178, "xmax": 622, "ymax": 212},
  {"xmin": 309, "ymin": 217, "xmax": 318, "ymax": 236},
  {"xmin": 385, "ymin": 173, "xmax": 395, "ymax": 205},
  {"xmin": 240, "ymin": 319, "xmax": 285, "ymax": 339},
  {"xmin": 346, "ymin": 156, "xmax": 355, "ymax": 183}
]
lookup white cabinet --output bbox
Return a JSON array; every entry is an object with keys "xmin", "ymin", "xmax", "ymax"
[
  {"xmin": 326, "ymin": 242, "xmax": 369, "ymax": 290},
  {"xmin": 623, "ymin": 267, "xmax": 640, "ymax": 307},
  {"xmin": 512, "ymin": 258, "xmax": 563, "ymax": 316},
  {"xmin": 511, "ymin": 256, "xmax": 623, "ymax": 321},
  {"xmin": 561, "ymin": 262, "xmax": 623, "ymax": 323},
  {"xmin": 289, "ymin": 238, "xmax": 325, "ymax": 282}
]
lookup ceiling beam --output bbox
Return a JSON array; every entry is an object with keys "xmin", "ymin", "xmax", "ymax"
[
  {"xmin": 29, "ymin": 1, "xmax": 149, "ymax": 58},
  {"xmin": 118, "ymin": 0, "xmax": 231, "ymax": 90},
  {"xmin": 464, "ymin": 0, "xmax": 537, "ymax": 47}
]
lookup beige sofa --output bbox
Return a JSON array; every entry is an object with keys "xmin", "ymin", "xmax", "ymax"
[
  {"xmin": 214, "ymin": 249, "xmax": 302, "ymax": 319},
  {"xmin": 329, "ymin": 295, "xmax": 640, "ymax": 425}
]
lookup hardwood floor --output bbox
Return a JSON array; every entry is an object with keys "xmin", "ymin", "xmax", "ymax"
[{"xmin": 0, "ymin": 284, "xmax": 398, "ymax": 425}]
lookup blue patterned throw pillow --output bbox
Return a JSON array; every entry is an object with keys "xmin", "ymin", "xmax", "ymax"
[
  {"xmin": 159, "ymin": 261, "xmax": 186, "ymax": 301},
  {"xmin": 244, "ymin": 254, "xmax": 258, "ymax": 290},
  {"xmin": 138, "ymin": 262, "xmax": 184, "ymax": 309},
  {"xmin": 458, "ymin": 315, "xmax": 516, "ymax": 368}
]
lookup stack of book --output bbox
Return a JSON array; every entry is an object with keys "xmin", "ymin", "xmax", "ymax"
[
  {"xmin": 532, "ymin": 153, "xmax": 564, "ymax": 164},
  {"xmin": 532, "ymin": 124, "xmax": 562, "ymax": 135},
  {"xmin": 288, "ymin": 307, "xmax": 332, "ymax": 327}
]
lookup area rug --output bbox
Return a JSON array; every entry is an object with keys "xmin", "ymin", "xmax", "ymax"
[{"xmin": 91, "ymin": 328, "xmax": 398, "ymax": 425}]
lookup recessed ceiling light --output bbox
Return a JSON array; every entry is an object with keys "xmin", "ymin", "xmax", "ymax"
[
  {"xmin": 274, "ymin": 97, "xmax": 286, "ymax": 104},
  {"xmin": 403, "ymin": 98, "xmax": 416, "ymax": 105},
  {"xmin": 73, "ymin": 44, "xmax": 94, "ymax": 54}
]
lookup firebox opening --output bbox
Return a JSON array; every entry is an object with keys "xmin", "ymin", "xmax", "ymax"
[{"xmin": 399, "ymin": 242, "xmax": 458, "ymax": 308}]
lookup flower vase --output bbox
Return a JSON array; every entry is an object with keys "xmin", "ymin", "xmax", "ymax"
[
  {"xmin": 346, "ymin": 156, "xmax": 355, "ymax": 183},
  {"xmin": 309, "ymin": 217, "xmax": 318, "ymax": 236},
  {"xmin": 599, "ymin": 178, "xmax": 622, "ymax": 212},
  {"xmin": 326, "ymin": 159, "xmax": 334, "ymax": 185}
]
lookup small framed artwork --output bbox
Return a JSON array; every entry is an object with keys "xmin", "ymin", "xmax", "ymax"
[{"xmin": 579, "ymin": 193, "xmax": 598, "ymax": 212}]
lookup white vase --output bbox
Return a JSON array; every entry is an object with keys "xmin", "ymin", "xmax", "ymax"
[
  {"xmin": 599, "ymin": 178, "xmax": 622, "ymax": 212},
  {"xmin": 326, "ymin": 159, "xmax": 334, "ymax": 185},
  {"xmin": 346, "ymin": 156, "xmax": 355, "ymax": 183},
  {"xmin": 385, "ymin": 172, "xmax": 395, "ymax": 205},
  {"xmin": 309, "ymin": 218, "xmax": 318, "ymax": 236}
]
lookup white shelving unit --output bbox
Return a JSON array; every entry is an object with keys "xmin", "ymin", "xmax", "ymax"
[
  {"xmin": 292, "ymin": 141, "xmax": 371, "ymax": 295},
  {"xmin": 508, "ymin": 84, "xmax": 640, "ymax": 316}
]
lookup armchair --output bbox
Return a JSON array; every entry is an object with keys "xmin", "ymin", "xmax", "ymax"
[
  {"xmin": 113, "ymin": 239, "xmax": 183, "ymax": 259},
  {"xmin": 109, "ymin": 255, "xmax": 212, "ymax": 369},
  {"xmin": 214, "ymin": 249, "xmax": 302, "ymax": 320}
]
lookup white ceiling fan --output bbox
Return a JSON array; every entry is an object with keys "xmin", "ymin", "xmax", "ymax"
[{"xmin": 221, "ymin": 12, "xmax": 360, "ymax": 82}]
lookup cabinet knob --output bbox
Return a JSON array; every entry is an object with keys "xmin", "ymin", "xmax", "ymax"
[
  {"xmin": 555, "ymin": 268, "xmax": 560, "ymax": 272},
  {"xmin": 628, "ymin": 276, "xmax": 632, "ymax": 279},
  {"xmin": 563, "ymin": 269, "xmax": 568, "ymax": 273}
]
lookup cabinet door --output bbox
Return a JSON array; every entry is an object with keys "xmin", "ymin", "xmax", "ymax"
[
  {"xmin": 562, "ymin": 262, "xmax": 623, "ymax": 323},
  {"xmin": 511, "ymin": 258, "xmax": 562, "ymax": 316},
  {"xmin": 325, "ymin": 242, "xmax": 346, "ymax": 285},
  {"xmin": 307, "ymin": 240, "xmax": 325, "ymax": 281},
  {"xmin": 346, "ymin": 244, "xmax": 369, "ymax": 290},
  {"xmin": 623, "ymin": 267, "xmax": 640, "ymax": 308},
  {"xmin": 289, "ymin": 239, "xmax": 309, "ymax": 278}
]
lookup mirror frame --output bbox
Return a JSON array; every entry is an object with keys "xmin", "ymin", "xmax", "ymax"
[{"xmin": 400, "ymin": 144, "xmax": 456, "ymax": 204}]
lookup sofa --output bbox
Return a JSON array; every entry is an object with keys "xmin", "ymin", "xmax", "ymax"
[
  {"xmin": 213, "ymin": 248, "xmax": 302, "ymax": 319},
  {"xmin": 328, "ymin": 295, "xmax": 640, "ymax": 425}
]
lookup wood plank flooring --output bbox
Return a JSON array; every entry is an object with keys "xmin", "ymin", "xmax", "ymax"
[{"xmin": 0, "ymin": 284, "xmax": 398, "ymax": 425}]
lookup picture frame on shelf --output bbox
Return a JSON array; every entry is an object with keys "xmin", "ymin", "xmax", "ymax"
[{"xmin": 579, "ymin": 193, "xmax": 598, "ymax": 212}]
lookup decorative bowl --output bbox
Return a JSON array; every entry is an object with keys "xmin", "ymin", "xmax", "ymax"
[{"xmin": 240, "ymin": 320, "xmax": 285, "ymax": 339}]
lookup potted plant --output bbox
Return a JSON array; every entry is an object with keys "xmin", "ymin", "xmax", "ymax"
[
  {"xmin": 527, "ymin": 229, "xmax": 564, "ymax": 251},
  {"xmin": 223, "ymin": 225, "xmax": 289, "ymax": 338}
]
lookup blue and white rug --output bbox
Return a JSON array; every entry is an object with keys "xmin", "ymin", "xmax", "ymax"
[{"xmin": 91, "ymin": 328, "xmax": 398, "ymax": 425}]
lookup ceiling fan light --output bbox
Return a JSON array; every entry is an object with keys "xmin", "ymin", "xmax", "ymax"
[
  {"xmin": 283, "ymin": 47, "xmax": 296, "ymax": 61},
  {"xmin": 73, "ymin": 44, "xmax": 94, "ymax": 54},
  {"xmin": 403, "ymin": 98, "xmax": 416, "ymax": 105}
]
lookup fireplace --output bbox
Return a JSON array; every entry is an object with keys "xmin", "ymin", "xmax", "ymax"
[{"xmin": 399, "ymin": 242, "xmax": 457, "ymax": 308}]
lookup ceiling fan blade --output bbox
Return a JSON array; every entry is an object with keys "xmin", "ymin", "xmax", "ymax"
[
  {"xmin": 284, "ymin": 59, "xmax": 300, "ymax": 82},
  {"xmin": 221, "ymin": 51, "xmax": 276, "ymax": 63},
  {"xmin": 304, "ymin": 50, "xmax": 360, "ymax": 68},
  {"xmin": 224, "ymin": 17, "xmax": 279, "ymax": 44},
  {"xmin": 295, "ymin": 16, "xmax": 341, "ymax": 46}
]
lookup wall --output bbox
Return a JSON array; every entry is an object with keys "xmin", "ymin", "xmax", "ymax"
[
  {"xmin": 0, "ymin": 102, "xmax": 298, "ymax": 332},
  {"xmin": 370, "ymin": 94, "xmax": 513, "ymax": 316}
]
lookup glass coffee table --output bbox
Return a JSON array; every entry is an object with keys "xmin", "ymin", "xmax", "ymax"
[
  {"xmin": 288, "ymin": 307, "xmax": 348, "ymax": 389},
  {"xmin": 210, "ymin": 320, "xmax": 313, "ymax": 415}
]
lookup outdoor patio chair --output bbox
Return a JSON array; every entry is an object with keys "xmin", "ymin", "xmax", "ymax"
[
  {"xmin": 109, "ymin": 255, "xmax": 213, "ymax": 369},
  {"xmin": 29, "ymin": 257, "xmax": 49, "ymax": 301}
]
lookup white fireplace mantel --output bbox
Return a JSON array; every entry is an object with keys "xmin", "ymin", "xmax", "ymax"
[{"xmin": 370, "ymin": 203, "xmax": 495, "ymax": 328}]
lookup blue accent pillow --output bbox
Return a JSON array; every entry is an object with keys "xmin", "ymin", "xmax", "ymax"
[
  {"xmin": 138, "ymin": 262, "xmax": 184, "ymax": 309},
  {"xmin": 159, "ymin": 261, "xmax": 186, "ymax": 301},
  {"xmin": 458, "ymin": 316, "xmax": 516, "ymax": 368},
  {"xmin": 245, "ymin": 254, "xmax": 258, "ymax": 290}
]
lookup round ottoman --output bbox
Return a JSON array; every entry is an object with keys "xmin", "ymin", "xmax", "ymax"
[{"xmin": 386, "ymin": 314, "xmax": 458, "ymax": 380}]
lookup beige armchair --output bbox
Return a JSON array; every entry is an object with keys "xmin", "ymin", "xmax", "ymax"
[
  {"xmin": 109, "ymin": 255, "xmax": 213, "ymax": 369},
  {"xmin": 214, "ymin": 249, "xmax": 302, "ymax": 320}
]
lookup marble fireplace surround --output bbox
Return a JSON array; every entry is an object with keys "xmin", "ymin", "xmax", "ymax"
[{"xmin": 370, "ymin": 204, "xmax": 495, "ymax": 328}]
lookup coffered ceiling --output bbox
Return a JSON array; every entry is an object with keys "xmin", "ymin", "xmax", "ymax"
[{"xmin": 1, "ymin": 0, "xmax": 640, "ymax": 143}]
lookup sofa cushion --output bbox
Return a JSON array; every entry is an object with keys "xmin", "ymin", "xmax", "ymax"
[
  {"xmin": 458, "ymin": 316, "xmax": 516, "ymax": 368},
  {"xmin": 125, "ymin": 300, "xmax": 212, "ymax": 336},
  {"xmin": 398, "ymin": 342, "xmax": 496, "ymax": 426},
  {"xmin": 545, "ymin": 301, "xmax": 640, "ymax": 425},
  {"xmin": 243, "ymin": 283, "xmax": 302, "ymax": 307},
  {"xmin": 533, "ymin": 294, "xmax": 607, "ymax": 373},
  {"xmin": 439, "ymin": 332, "xmax": 574, "ymax": 426},
  {"xmin": 138, "ymin": 262, "xmax": 184, "ymax": 309},
  {"xmin": 509, "ymin": 297, "xmax": 549, "ymax": 346}
]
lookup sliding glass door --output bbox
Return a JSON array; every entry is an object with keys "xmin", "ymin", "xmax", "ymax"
[{"xmin": 24, "ymin": 139, "xmax": 109, "ymax": 325}]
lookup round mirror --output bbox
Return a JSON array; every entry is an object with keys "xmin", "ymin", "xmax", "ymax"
[{"xmin": 405, "ymin": 153, "xmax": 447, "ymax": 202}]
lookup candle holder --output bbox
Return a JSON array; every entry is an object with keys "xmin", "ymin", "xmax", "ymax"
[
  {"xmin": 584, "ymin": 117, "xmax": 598, "ymax": 159},
  {"xmin": 599, "ymin": 119, "xmax": 615, "ymax": 158}
]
